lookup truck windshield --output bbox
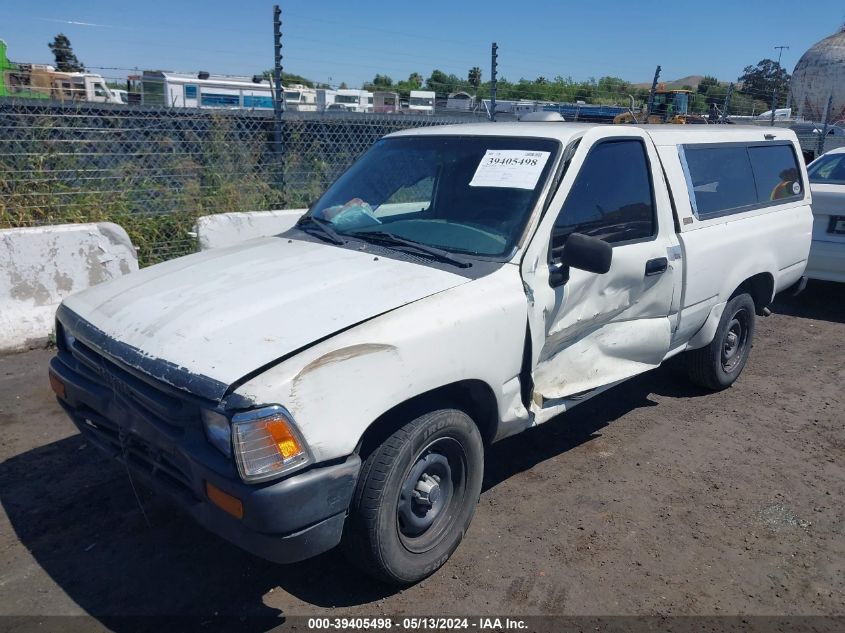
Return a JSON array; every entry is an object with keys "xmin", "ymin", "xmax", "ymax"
[{"xmin": 306, "ymin": 135, "xmax": 559, "ymax": 258}]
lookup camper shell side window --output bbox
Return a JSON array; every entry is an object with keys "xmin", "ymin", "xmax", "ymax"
[{"xmin": 679, "ymin": 141, "xmax": 803, "ymax": 220}]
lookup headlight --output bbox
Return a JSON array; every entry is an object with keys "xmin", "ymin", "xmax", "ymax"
[
  {"xmin": 201, "ymin": 409, "xmax": 232, "ymax": 457},
  {"xmin": 231, "ymin": 405, "xmax": 310, "ymax": 483}
]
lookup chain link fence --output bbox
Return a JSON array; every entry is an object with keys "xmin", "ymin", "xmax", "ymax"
[
  {"xmin": 2, "ymin": 97, "xmax": 843, "ymax": 266},
  {"xmin": 0, "ymin": 99, "xmax": 478, "ymax": 265}
]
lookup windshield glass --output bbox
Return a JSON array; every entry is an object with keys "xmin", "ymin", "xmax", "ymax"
[
  {"xmin": 808, "ymin": 153, "xmax": 845, "ymax": 184},
  {"xmin": 306, "ymin": 135, "xmax": 559, "ymax": 258}
]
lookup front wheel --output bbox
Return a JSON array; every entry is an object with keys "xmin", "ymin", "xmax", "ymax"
[
  {"xmin": 343, "ymin": 409, "xmax": 484, "ymax": 585},
  {"xmin": 686, "ymin": 292, "xmax": 756, "ymax": 390}
]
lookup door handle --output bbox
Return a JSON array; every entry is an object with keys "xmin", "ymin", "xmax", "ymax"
[{"xmin": 645, "ymin": 257, "xmax": 668, "ymax": 276}]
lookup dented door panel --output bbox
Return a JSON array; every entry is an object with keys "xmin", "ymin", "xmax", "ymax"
[{"xmin": 521, "ymin": 127, "xmax": 678, "ymax": 407}]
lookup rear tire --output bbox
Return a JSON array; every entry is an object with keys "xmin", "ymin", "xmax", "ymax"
[
  {"xmin": 343, "ymin": 409, "xmax": 484, "ymax": 585},
  {"xmin": 687, "ymin": 292, "xmax": 756, "ymax": 390}
]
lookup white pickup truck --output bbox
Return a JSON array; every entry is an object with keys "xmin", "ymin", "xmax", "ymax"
[{"xmin": 50, "ymin": 123, "xmax": 812, "ymax": 584}]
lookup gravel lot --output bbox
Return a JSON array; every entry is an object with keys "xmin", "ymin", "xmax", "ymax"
[{"xmin": 1, "ymin": 281, "xmax": 843, "ymax": 629}]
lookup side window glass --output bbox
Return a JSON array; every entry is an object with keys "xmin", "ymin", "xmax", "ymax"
[
  {"xmin": 748, "ymin": 144, "xmax": 803, "ymax": 201},
  {"xmin": 682, "ymin": 143, "xmax": 803, "ymax": 217},
  {"xmin": 808, "ymin": 154, "xmax": 845, "ymax": 184},
  {"xmin": 552, "ymin": 140, "xmax": 655, "ymax": 251},
  {"xmin": 683, "ymin": 146, "xmax": 757, "ymax": 217}
]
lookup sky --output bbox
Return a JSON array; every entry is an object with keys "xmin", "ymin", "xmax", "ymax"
[{"xmin": 1, "ymin": 0, "xmax": 843, "ymax": 89}]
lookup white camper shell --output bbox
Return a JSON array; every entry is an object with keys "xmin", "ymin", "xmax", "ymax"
[{"xmin": 51, "ymin": 123, "xmax": 812, "ymax": 585}]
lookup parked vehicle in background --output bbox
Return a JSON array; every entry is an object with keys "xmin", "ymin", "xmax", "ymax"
[
  {"xmin": 789, "ymin": 122, "xmax": 845, "ymax": 139},
  {"xmin": 110, "ymin": 88, "xmax": 129, "ymax": 105},
  {"xmin": 1, "ymin": 40, "xmax": 121, "ymax": 104},
  {"xmin": 805, "ymin": 147, "xmax": 845, "ymax": 282},
  {"xmin": 374, "ymin": 91, "xmax": 400, "ymax": 113},
  {"xmin": 446, "ymin": 91, "xmax": 475, "ymax": 111},
  {"xmin": 49, "ymin": 123, "xmax": 811, "ymax": 586},
  {"xmin": 331, "ymin": 88, "xmax": 372, "ymax": 113},
  {"xmin": 51, "ymin": 72, "xmax": 122, "ymax": 104},
  {"xmin": 408, "ymin": 90, "xmax": 435, "ymax": 114},
  {"xmin": 284, "ymin": 84, "xmax": 317, "ymax": 111},
  {"xmin": 142, "ymin": 71, "xmax": 274, "ymax": 109}
]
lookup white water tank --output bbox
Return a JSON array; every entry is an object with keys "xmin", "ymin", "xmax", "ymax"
[{"xmin": 790, "ymin": 25, "xmax": 845, "ymax": 122}]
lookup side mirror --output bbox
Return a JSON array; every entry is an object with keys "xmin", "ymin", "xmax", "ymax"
[
  {"xmin": 549, "ymin": 232, "xmax": 613, "ymax": 287},
  {"xmin": 563, "ymin": 233, "xmax": 613, "ymax": 274}
]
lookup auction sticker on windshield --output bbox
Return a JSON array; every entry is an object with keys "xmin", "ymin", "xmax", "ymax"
[{"xmin": 469, "ymin": 150, "xmax": 551, "ymax": 189}]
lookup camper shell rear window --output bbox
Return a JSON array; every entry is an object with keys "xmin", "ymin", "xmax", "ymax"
[{"xmin": 679, "ymin": 141, "xmax": 803, "ymax": 219}]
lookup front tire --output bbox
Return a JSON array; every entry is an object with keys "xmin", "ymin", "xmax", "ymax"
[
  {"xmin": 686, "ymin": 292, "xmax": 756, "ymax": 390},
  {"xmin": 343, "ymin": 409, "xmax": 484, "ymax": 585}
]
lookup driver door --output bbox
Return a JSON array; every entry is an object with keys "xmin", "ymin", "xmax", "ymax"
[{"xmin": 521, "ymin": 128, "xmax": 679, "ymax": 418}]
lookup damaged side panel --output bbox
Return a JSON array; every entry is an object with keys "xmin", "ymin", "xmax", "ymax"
[
  {"xmin": 518, "ymin": 126, "xmax": 680, "ymax": 410},
  {"xmin": 531, "ymin": 249, "xmax": 676, "ymax": 402}
]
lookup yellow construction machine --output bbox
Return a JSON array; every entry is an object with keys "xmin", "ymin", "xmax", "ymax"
[{"xmin": 614, "ymin": 87, "xmax": 707, "ymax": 125}]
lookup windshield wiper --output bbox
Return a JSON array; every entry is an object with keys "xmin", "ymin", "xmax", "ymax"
[
  {"xmin": 296, "ymin": 215, "xmax": 345, "ymax": 245},
  {"xmin": 350, "ymin": 230, "xmax": 472, "ymax": 268}
]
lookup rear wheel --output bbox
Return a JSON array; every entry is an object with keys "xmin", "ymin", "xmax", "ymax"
[
  {"xmin": 343, "ymin": 409, "xmax": 484, "ymax": 585},
  {"xmin": 686, "ymin": 292, "xmax": 756, "ymax": 390}
]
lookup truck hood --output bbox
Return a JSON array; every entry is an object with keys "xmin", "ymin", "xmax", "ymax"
[{"xmin": 60, "ymin": 236, "xmax": 470, "ymax": 401}]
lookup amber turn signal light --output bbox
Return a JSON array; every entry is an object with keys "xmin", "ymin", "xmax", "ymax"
[
  {"xmin": 206, "ymin": 481, "xmax": 244, "ymax": 519},
  {"xmin": 49, "ymin": 372, "xmax": 66, "ymax": 399}
]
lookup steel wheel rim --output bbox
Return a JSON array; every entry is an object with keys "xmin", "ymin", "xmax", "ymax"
[
  {"xmin": 722, "ymin": 308, "xmax": 749, "ymax": 373},
  {"xmin": 396, "ymin": 436, "xmax": 467, "ymax": 554}
]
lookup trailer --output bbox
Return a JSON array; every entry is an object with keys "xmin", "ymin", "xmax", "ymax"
[
  {"xmin": 1, "ymin": 39, "xmax": 120, "ymax": 104},
  {"xmin": 142, "ymin": 71, "xmax": 274, "ymax": 109},
  {"xmin": 408, "ymin": 90, "xmax": 435, "ymax": 114}
]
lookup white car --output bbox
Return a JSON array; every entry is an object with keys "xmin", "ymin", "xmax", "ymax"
[
  {"xmin": 49, "ymin": 123, "xmax": 812, "ymax": 584},
  {"xmin": 805, "ymin": 147, "xmax": 845, "ymax": 282}
]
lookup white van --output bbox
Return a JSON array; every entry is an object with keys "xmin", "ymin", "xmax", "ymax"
[{"xmin": 50, "ymin": 123, "xmax": 812, "ymax": 585}]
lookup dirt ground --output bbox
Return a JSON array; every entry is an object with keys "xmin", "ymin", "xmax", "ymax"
[{"xmin": 1, "ymin": 282, "xmax": 843, "ymax": 630}]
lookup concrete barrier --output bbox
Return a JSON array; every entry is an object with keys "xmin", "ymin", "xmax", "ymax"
[
  {"xmin": 195, "ymin": 209, "xmax": 306, "ymax": 250},
  {"xmin": 0, "ymin": 223, "xmax": 138, "ymax": 353}
]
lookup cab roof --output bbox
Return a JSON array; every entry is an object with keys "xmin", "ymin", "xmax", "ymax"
[{"xmin": 387, "ymin": 121, "xmax": 800, "ymax": 147}]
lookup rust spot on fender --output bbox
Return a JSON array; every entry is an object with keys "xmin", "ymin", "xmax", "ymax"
[{"xmin": 295, "ymin": 343, "xmax": 397, "ymax": 380}]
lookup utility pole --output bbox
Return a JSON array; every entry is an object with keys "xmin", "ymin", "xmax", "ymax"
[
  {"xmin": 645, "ymin": 65, "xmax": 661, "ymax": 122},
  {"xmin": 722, "ymin": 82, "xmax": 734, "ymax": 123},
  {"xmin": 272, "ymin": 5, "xmax": 284, "ymax": 154},
  {"xmin": 817, "ymin": 93, "xmax": 833, "ymax": 158},
  {"xmin": 770, "ymin": 45, "xmax": 789, "ymax": 127},
  {"xmin": 490, "ymin": 42, "xmax": 498, "ymax": 122}
]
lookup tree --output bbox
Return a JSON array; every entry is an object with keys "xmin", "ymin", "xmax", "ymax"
[
  {"xmin": 372, "ymin": 74, "xmax": 393, "ymax": 87},
  {"xmin": 408, "ymin": 72, "xmax": 423, "ymax": 88},
  {"xmin": 738, "ymin": 59, "xmax": 790, "ymax": 99},
  {"xmin": 262, "ymin": 70, "xmax": 315, "ymax": 88},
  {"xmin": 697, "ymin": 75, "xmax": 720, "ymax": 94},
  {"xmin": 49, "ymin": 33, "xmax": 84, "ymax": 72},
  {"xmin": 468, "ymin": 67, "xmax": 482, "ymax": 90},
  {"xmin": 426, "ymin": 69, "xmax": 451, "ymax": 91}
]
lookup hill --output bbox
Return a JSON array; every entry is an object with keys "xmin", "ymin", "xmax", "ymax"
[{"xmin": 632, "ymin": 74, "xmax": 716, "ymax": 90}]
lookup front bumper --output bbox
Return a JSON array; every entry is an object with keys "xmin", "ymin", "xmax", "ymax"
[{"xmin": 49, "ymin": 339, "xmax": 360, "ymax": 564}]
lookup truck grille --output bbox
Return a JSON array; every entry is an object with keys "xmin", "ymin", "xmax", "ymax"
[{"xmin": 60, "ymin": 336, "xmax": 201, "ymax": 501}]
